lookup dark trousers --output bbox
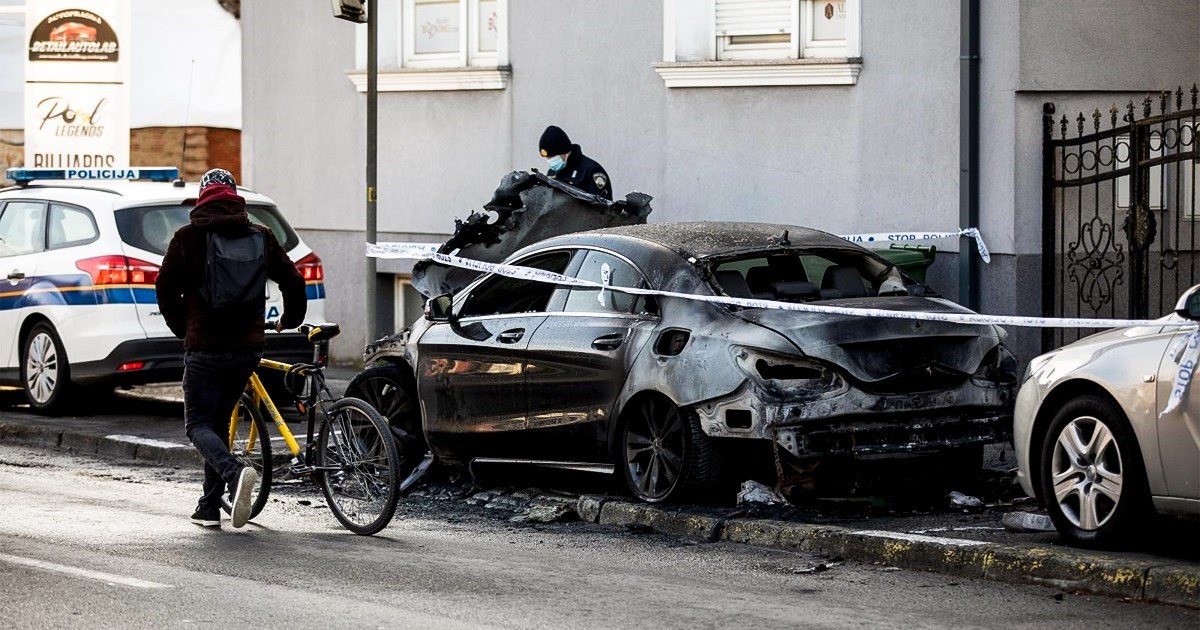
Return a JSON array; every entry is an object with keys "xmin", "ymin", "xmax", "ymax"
[{"xmin": 182, "ymin": 350, "xmax": 263, "ymax": 509}]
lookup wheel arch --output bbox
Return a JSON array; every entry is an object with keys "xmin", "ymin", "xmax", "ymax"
[
  {"xmin": 607, "ymin": 389, "xmax": 682, "ymax": 458},
  {"xmin": 1028, "ymin": 379, "xmax": 1144, "ymax": 504}
]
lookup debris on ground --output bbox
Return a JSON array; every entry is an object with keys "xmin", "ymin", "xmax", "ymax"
[
  {"xmin": 792, "ymin": 561, "xmax": 840, "ymax": 574},
  {"xmin": 509, "ymin": 504, "xmax": 578, "ymax": 524},
  {"xmin": 1001, "ymin": 511, "xmax": 1056, "ymax": 533},
  {"xmin": 737, "ymin": 480, "xmax": 788, "ymax": 506},
  {"xmin": 947, "ymin": 490, "xmax": 984, "ymax": 509}
]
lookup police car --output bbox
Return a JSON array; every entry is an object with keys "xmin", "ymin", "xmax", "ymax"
[{"xmin": 0, "ymin": 167, "xmax": 327, "ymax": 414}]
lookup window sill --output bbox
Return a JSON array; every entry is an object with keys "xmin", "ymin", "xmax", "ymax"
[
  {"xmin": 653, "ymin": 59, "xmax": 861, "ymax": 88},
  {"xmin": 346, "ymin": 66, "xmax": 511, "ymax": 93}
]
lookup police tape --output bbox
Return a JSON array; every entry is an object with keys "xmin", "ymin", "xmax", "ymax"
[
  {"xmin": 366, "ymin": 227, "xmax": 991, "ymax": 264},
  {"xmin": 365, "ymin": 243, "xmax": 1195, "ymax": 330},
  {"xmin": 839, "ymin": 228, "xmax": 991, "ymax": 263},
  {"xmin": 365, "ymin": 243, "xmax": 1198, "ymax": 413},
  {"xmin": 1161, "ymin": 329, "xmax": 1199, "ymax": 418}
]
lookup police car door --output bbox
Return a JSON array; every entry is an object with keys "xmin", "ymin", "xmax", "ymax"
[{"xmin": 0, "ymin": 200, "xmax": 48, "ymax": 372}]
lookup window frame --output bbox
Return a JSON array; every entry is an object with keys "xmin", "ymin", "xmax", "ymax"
[
  {"xmin": 559, "ymin": 247, "xmax": 659, "ymax": 318},
  {"xmin": 658, "ymin": 0, "xmax": 861, "ymax": 89},
  {"xmin": 455, "ymin": 248, "xmax": 575, "ymax": 320},
  {"xmin": 46, "ymin": 202, "xmax": 100, "ymax": 251},
  {"xmin": 0, "ymin": 199, "xmax": 49, "ymax": 258}
]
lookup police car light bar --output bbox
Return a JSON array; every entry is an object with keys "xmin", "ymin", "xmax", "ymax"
[{"xmin": 5, "ymin": 167, "xmax": 180, "ymax": 186}]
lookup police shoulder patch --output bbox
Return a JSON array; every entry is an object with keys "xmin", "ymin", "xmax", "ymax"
[{"xmin": 593, "ymin": 172, "xmax": 607, "ymax": 189}]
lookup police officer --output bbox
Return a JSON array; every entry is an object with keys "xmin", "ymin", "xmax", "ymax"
[{"xmin": 539, "ymin": 125, "xmax": 612, "ymax": 200}]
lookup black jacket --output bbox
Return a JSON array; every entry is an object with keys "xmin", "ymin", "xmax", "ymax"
[
  {"xmin": 156, "ymin": 190, "xmax": 307, "ymax": 351},
  {"xmin": 549, "ymin": 144, "xmax": 612, "ymax": 200}
]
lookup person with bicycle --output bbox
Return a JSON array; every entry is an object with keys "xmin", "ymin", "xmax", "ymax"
[{"xmin": 156, "ymin": 168, "xmax": 307, "ymax": 529}]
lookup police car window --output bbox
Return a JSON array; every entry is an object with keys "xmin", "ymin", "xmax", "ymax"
[
  {"xmin": 48, "ymin": 204, "xmax": 99, "ymax": 250},
  {"xmin": 563, "ymin": 250, "xmax": 653, "ymax": 315},
  {"xmin": 0, "ymin": 201, "xmax": 48, "ymax": 257},
  {"xmin": 459, "ymin": 251, "xmax": 572, "ymax": 318},
  {"xmin": 115, "ymin": 203, "xmax": 299, "ymax": 255}
]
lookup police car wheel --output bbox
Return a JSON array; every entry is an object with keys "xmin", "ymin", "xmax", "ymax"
[{"xmin": 21, "ymin": 322, "xmax": 73, "ymax": 414}]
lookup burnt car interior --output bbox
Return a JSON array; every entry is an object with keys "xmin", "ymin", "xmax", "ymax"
[
  {"xmin": 711, "ymin": 249, "xmax": 915, "ymax": 302},
  {"xmin": 458, "ymin": 251, "xmax": 572, "ymax": 317}
]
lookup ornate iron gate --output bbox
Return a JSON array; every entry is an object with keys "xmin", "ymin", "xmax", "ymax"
[{"xmin": 1042, "ymin": 86, "xmax": 1199, "ymax": 351}]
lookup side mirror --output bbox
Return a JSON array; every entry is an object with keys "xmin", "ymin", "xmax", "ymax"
[
  {"xmin": 1175, "ymin": 285, "xmax": 1200, "ymax": 321},
  {"xmin": 425, "ymin": 294, "xmax": 453, "ymax": 322}
]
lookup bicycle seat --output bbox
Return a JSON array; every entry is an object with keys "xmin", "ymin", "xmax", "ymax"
[{"xmin": 301, "ymin": 323, "xmax": 341, "ymax": 344}]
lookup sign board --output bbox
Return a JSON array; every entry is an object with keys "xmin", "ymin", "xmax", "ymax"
[{"xmin": 24, "ymin": 0, "xmax": 130, "ymax": 169}]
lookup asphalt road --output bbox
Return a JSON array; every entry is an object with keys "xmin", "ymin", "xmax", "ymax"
[{"xmin": 0, "ymin": 444, "xmax": 1194, "ymax": 630}]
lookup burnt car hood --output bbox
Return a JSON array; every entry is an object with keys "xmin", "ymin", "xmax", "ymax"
[{"xmin": 736, "ymin": 297, "xmax": 1001, "ymax": 387}]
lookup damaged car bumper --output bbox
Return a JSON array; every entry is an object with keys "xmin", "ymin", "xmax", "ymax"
[{"xmin": 695, "ymin": 377, "xmax": 1014, "ymax": 458}]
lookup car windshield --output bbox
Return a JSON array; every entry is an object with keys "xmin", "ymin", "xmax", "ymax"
[
  {"xmin": 709, "ymin": 248, "xmax": 913, "ymax": 302},
  {"xmin": 114, "ymin": 203, "xmax": 300, "ymax": 255}
]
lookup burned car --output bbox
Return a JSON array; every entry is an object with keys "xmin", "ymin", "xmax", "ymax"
[{"xmin": 352, "ymin": 221, "xmax": 1018, "ymax": 503}]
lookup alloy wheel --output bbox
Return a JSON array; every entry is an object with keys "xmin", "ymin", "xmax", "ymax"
[
  {"xmin": 1049, "ymin": 415, "xmax": 1124, "ymax": 531},
  {"xmin": 624, "ymin": 398, "xmax": 686, "ymax": 501},
  {"xmin": 25, "ymin": 332, "xmax": 59, "ymax": 405}
]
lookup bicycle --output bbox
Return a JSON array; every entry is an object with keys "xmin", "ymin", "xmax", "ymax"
[{"xmin": 220, "ymin": 322, "xmax": 402, "ymax": 535}]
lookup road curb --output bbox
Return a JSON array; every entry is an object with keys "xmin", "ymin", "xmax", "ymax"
[
  {"xmin": 0, "ymin": 421, "xmax": 200, "ymax": 468},
  {"xmin": 585, "ymin": 500, "xmax": 1199, "ymax": 609}
]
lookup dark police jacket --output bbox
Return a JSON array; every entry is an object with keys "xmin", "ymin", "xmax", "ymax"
[{"xmin": 549, "ymin": 144, "xmax": 612, "ymax": 200}]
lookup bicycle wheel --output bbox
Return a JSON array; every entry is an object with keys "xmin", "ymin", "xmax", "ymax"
[
  {"xmin": 221, "ymin": 394, "xmax": 273, "ymax": 521},
  {"xmin": 316, "ymin": 397, "xmax": 401, "ymax": 535}
]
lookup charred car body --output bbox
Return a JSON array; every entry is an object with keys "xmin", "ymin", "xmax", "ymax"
[{"xmin": 354, "ymin": 206, "xmax": 1018, "ymax": 502}]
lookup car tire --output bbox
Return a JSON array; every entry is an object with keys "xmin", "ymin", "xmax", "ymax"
[
  {"xmin": 21, "ymin": 322, "xmax": 75, "ymax": 415},
  {"xmin": 345, "ymin": 363, "xmax": 426, "ymax": 475},
  {"xmin": 1037, "ymin": 395, "xmax": 1149, "ymax": 548},
  {"xmin": 618, "ymin": 396, "xmax": 721, "ymax": 503}
]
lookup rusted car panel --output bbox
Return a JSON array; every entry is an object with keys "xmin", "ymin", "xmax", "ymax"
[{"xmin": 364, "ymin": 220, "xmax": 1018, "ymax": 499}]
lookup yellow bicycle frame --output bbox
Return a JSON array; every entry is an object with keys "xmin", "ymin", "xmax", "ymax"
[{"xmin": 228, "ymin": 358, "xmax": 305, "ymax": 459}]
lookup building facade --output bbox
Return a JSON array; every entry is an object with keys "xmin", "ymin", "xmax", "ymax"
[{"xmin": 241, "ymin": 0, "xmax": 1200, "ymax": 364}]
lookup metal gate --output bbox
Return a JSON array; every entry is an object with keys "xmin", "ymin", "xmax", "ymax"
[{"xmin": 1041, "ymin": 86, "xmax": 1199, "ymax": 351}]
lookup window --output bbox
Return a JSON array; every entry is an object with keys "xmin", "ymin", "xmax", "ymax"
[
  {"xmin": 394, "ymin": 275, "xmax": 426, "ymax": 330},
  {"xmin": 115, "ymin": 204, "xmax": 299, "ymax": 256},
  {"xmin": 563, "ymin": 250, "xmax": 655, "ymax": 316},
  {"xmin": 459, "ymin": 251, "xmax": 571, "ymax": 317},
  {"xmin": 658, "ymin": 0, "xmax": 861, "ymax": 88},
  {"xmin": 711, "ymin": 249, "xmax": 911, "ymax": 302},
  {"xmin": 0, "ymin": 201, "xmax": 47, "ymax": 257},
  {"xmin": 348, "ymin": 0, "xmax": 509, "ymax": 92},
  {"xmin": 47, "ymin": 204, "xmax": 99, "ymax": 250}
]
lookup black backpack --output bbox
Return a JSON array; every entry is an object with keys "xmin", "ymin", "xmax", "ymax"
[{"xmin": 200, "ymin": 229, "xmax": 267, "ymax": 310}]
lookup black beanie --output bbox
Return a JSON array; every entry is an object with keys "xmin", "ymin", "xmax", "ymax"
[{"xmin": 539, "ymin": 125, "xmax": 571, "ymax": 157}]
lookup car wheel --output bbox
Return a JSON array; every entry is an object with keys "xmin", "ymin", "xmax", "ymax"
[
  {"xmin": 1038, "ymin": 395, "xmax": 1148, "ymax": 548},
  {"xmin": 21, "ymin": 322, "xmax": 74, "ymax": 415},
  {"xmin": 619, "ymin": 396, "xmax": 720, "ymax": 503},
  {"xmin": 345, "ymin": 363, "xmax": 426, "ymax": 469}
]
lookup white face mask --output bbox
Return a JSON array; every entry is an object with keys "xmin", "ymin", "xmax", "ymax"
[{"xmin": 547, "ymin": 155, "xmax": 566, "ymax": 172}]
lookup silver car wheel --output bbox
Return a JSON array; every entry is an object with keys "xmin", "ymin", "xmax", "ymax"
[
  {"xmin": 25, "ymin": 331, "xmax": 58, "ymax": 405},
  {"xmin": 1049, "ymin": 415, "xmax": 1124, "ymax": 531}
]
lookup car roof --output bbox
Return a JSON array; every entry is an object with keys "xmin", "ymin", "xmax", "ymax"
[
  {"xmin": 537, "ymin": 221, "xmax": 858, "ymax": 261},
  {"xmin": 0, "ymin": 180, "xmax": 276, "ymax": 210}
]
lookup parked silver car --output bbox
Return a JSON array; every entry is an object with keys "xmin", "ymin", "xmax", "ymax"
[{"xmin": 1014, "ymin": 285, "xmax": 1200, "ymax": 547}]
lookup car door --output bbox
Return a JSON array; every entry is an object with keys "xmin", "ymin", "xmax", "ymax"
[
  {"xmin": 415, "ymin": 249, "xmax": 573, "ymax": 460},
  {"xmin": 522, "ymin": 249, "xmax": 659, "ymax": 463},
  {"xmin": 0, "ymin": 200, "xmax": 49, "ymax": 374},
  {"xmin": 1156, "ymin": 325, "xmax": 1199, "ymax": 500}
]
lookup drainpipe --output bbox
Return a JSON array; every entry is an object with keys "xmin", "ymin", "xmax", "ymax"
[
  {"xmin": 959, "ymin": 0, "xmax": 980, "ymax": 310},
  {"xmin": 366, "ymin": 0, "xmax": 379, "ymax": 342}
]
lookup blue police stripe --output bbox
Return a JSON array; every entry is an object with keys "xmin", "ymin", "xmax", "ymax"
[
  {"xmin": 306, "ymin": 283, "xmax": 326, "ymax": 300},
  {"xmin": 0, "ymin": 276, "xmax": 325, "ymax": 311}
]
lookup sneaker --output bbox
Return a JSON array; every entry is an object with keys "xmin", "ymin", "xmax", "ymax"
[
  {"xmin": 230, "ymin": 466, "xmax": 259, "ymax": 529},
  {"xmin": 190, "ymin": 505, "xmax": 221, "ymax": 528}
]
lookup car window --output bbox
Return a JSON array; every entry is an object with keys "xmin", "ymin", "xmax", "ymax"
[
  {"xmin": 114, "ymin": 203, "xmax": 300, "ymax": 255},
  {"xmin": 0, "ymin": 201, "xmax": 47, "ymax": 257},
  {"xmin": 459, "ymin": 251, "xmax": 572, "ymax": 317},
  {"xmin": 47, "ymin": 203, "xmax": 99, "ymax": 250},
  {"xmin": 712, "ymin": 249, "xmax": 907, "ymax": 302},
  {"xmin": 563, "ymin": 250, "xmax": 654, "ymax": 316}
]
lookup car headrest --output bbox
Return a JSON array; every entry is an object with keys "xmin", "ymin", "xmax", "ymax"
[{"xmin": 714, "ymin": 270, "xmax": 752, "ymax": 299}]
